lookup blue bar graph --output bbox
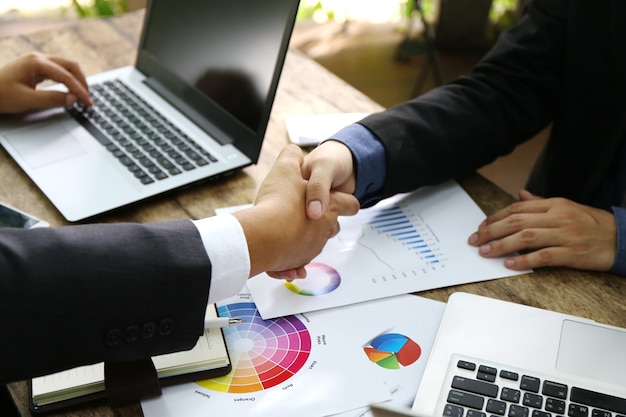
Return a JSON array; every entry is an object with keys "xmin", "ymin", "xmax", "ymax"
[{"xmin": 367, "ymin": 205, "xmax": 439, "ymax": 264}]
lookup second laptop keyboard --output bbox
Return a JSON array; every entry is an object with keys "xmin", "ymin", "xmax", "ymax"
[
  {"xmin": 443, "ymin": 356, "xmax": 626, "ymax": 417},
  {"xmin": 67, "ymin": 79, "xmax": 217, "ymax": 185}
]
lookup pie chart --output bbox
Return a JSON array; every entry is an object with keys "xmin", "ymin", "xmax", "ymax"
[
  {"xmin": 363, "ymin": 333, "xmax": 421, "ymax": 369},
  {"xmin": 196, "ymin": 302, "xmax": 311, "ymax": 393}
]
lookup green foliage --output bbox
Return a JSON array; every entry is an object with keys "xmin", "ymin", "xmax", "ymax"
[
  {"xmin": 296, "ymin": 1, "xmax": 334, "ymax": 21},
  {"xmin": 298, "ymin": 0, "xmax": 518, "ymax": 27},
  {"xmin": 402, "ymin": 0, "xmax": 435, "ymax": 19},
  {"xmin": 72, "ymin": 0, "xmax": 128, "ymax": 18},
  {"xmin": 297, "ymin": 1, "xmax": 321, "ymax": 19}
]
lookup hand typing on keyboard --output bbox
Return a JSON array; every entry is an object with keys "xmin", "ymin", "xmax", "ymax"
[
  {"xmin": 0, "ymin": 52, "xmax": 93, "ymax": 114},
  {"xmin": 67, "ymin": 79, "xmax": 217, "ymax": 185}
]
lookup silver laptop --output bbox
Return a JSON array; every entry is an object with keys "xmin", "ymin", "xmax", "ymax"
[
  {"xmin": 0, "ymin": 0, "xmax": 299, "ymax": 222},
  {"xmin": 408, "ymin": 292, "xmax": 626, "ymax": 417}
]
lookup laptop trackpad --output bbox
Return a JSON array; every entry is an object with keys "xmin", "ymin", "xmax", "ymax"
[
  {"xmin": 4, "ymin": 123, "xmax": 87, "ymax": 169},
  {"xmin": 556, "ymin": 320, "xmax": 626, "ymax": 387}
]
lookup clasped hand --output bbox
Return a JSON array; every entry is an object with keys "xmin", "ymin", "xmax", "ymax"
[{"xmin": 234, "ymin": 145, "xmax": 359, "ymax": 280}]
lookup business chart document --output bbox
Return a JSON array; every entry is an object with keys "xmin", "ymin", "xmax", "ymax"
[
  {"xmin": 141, "ymin": 290, "xmax": 445, "ymax": 417},
  {"xmin": 247, "ymin": 180, "xmax": 528, "ymax": 319}
]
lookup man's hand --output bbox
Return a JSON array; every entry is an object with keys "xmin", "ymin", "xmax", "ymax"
[
  {"xmin": 234, "ymin": 145, "xmax": 360, "ymax": 279},
  {"xmin": 0, "ymin": 52, "xmax": 92, "ymax": 114},
  {"xmin": 301, "ymin": 140, "xmax": 356, "ymax": 220},
  {"xmin": 468, "ymin": 189, "xmax": 617, "ymax": 271}
]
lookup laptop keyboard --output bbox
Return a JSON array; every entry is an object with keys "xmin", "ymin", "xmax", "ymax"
[
  {"xmin": 66, "ymin": 79, "xmax": 217, "ymax": 185},
  {"xmin": 442, "ymin": 356, "xmax": 626, "ymax": 417}
]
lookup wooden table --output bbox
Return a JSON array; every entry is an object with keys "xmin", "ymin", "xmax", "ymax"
[{"xmin": 2, "ymin": 10, "xmax": 624, "ymax": 417}]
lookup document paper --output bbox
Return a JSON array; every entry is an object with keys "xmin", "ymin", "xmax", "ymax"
[
  {"xmin": 247, "ymin": 180, "xmax": 529, "ymax": 319},
  {"xmin": 141, "ymin": 290, "xmax": 445, "ymax": 417}
]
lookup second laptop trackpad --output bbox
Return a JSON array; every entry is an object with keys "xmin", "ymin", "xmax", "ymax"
[{"xmin": 556, "ymin": 319, "xmax": 626, "ymax": 387}]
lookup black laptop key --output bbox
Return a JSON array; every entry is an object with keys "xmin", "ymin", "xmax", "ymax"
[
  {"xmin": 543, "ymin": 381, "xmax": 568, "ymax": 400},
  {"xmin": 545, "ymin": 398, "xmax": 566, "ymax": 414},
  {"xmin": 444, "ymin": 404, "xmax": 465, "ymax": 417},
  {"xmin": 134, "ymin": 171, "xmax": 154, "ymax": 184},
  {"xmin": 500, "ymin": 369, "xmax": 519, "ymax": 381},
  {"xmin": 521, "ymin": 376, "xmax": 541, "ymax": 393},
  {"xmin": 523, "ymin": 393, "xmax": 544, "ymax": 409},
  {"xmin": 478, "ymin": 365, "xmax": 498, "ymax": 376},
  {"xmin": 568, "ymin": 403, "xmax": 589, "ymax": 417},
  {"xmin": 168, "ymin": 167, "xmax": 182, "ymax": 175},
  {"xmin": 570, "ymin": 387, "xmax": 626, "ymax": 415},
  {"xmin": 467, "ymin": 410, "xmax": 487, "ymax": 417},
  {"xmin": 452, "ymin": 376, "xmax": 499, "ymax": 398},
  {"xmin": 509, "ymin": 404, "xmax": 530, "ymax": 417},
  {"xmin": 478, "ymin": 371, "xmax": 497, "ymax": 383},
  {"xmin": 127, "ymin": 163, "xmax": 141, "ymax": 173},
  {"xmin": 448, "ymin": 389, "xmax": 485, "ymax": 410},
  {"xmin": 119, "ymin": 156, "xmax": 133, "ymax": 166},
  {"xmin": 501, "ymin": 387, "xmax": 521, "ymax": 403},
  {"xmin": 486, "ymin": 399, "xmax": 507, "ymax": 415},
  {"xmin": 156, "ymin": 157, "xmax": 175, "ymax": 170},
  {"xmin": 591, "ymin": 410, "xmax": 611, "ymax": 417}
]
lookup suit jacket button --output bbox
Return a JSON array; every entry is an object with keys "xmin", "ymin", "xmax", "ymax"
[
  {"xmin": 142, "ymin": 322, "xmax": 157, "ymax": 339},
  {"xmin": 124, "ymin": 325, "xmax": 141, "ymax": 343},
  {"xmin": 105, "ymin": 329, "xmax": 123, "ymax": 346},
  {"xmin": 158, "ymin": 319, "xmax": 174, "ymax": 336}
]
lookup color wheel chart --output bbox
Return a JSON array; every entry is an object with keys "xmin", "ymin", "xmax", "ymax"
[
  {"xmin": 196, "ymin": 302, "xmax": 311, "ymax": 393},
  {"xmin": 363, "ymin": 333, "xmax": 422, "ymax": 370},
  {"xmin": 284, "ymin": 262, "xmax": 341, "ymax": 296},
  {"xmin": 140, "ymin": 293, "xmax": 429, "ymax": 417}
]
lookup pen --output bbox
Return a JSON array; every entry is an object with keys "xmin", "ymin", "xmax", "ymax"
[{"xmin": 204, "ymin": 317, "xmax": 244, "ymax": 329}]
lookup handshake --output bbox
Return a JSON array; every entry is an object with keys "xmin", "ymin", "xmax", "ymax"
[{"xmin": 233, "ymin": 143, "xmax": 360, "ymax": 281}]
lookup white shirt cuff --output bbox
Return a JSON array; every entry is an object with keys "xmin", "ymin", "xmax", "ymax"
[{"xmin": 191, "ymin": 214, "xmax": 250, "ymax": 304}]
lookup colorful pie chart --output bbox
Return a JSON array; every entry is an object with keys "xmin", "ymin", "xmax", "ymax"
[
  {"xmin": 284, "ymin": 262, "xmax": 341, "ymax": 296},
  {"xmin": 364, "ymin": 333, "xmax": 421, "ymax": 369},
  {"xmin": 196, "ymin": 302, "xmax": 311, "ymax": 393}
]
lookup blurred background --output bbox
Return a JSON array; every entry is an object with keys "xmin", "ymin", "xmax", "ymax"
[{"xmin": 0, "ymin": 0, "xmax": 546, "ymax": 197}]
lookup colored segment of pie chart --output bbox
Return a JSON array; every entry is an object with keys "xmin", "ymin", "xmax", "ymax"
[
  {"xmin": 284, "ymin": 262, "xmax": 341, "ymax": 296},
  {"xmin": 364, "ymin": 333, "xmax": 421, "ymax": 369},
  {"xmin": 196, "ymin": 302, "xmax": 311, "ymax": 393}
]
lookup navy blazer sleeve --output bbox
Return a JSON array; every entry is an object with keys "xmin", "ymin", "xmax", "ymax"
[
  {"xmin": 359, "ymin": 0, "xmax": 626, "ymax": 205},
  {"xmin": 358, "ymin": 0, "xmax": 567, "ymax": 200},
  {"xmin": 0, "ymin": 220, "xmax": 212, "ymax": 383}
]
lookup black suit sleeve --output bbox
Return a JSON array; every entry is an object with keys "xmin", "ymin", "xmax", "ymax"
[
  {"xmin": 358, "ymin": 0, "xmax": 566, "ymax": 199},
  {"xmin": 0, "ymin": 220, "xmax": 212, "ymax": 383}
]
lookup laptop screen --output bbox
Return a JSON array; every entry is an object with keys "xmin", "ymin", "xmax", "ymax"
[{"xmin": 136, "ymin": 0, "xmax": 300, "ymax": 160}]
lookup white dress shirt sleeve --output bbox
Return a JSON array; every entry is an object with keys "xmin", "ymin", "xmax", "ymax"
[{"xmin": 191, "ymin": 214, "xmax": 250, "ymax": 304}]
